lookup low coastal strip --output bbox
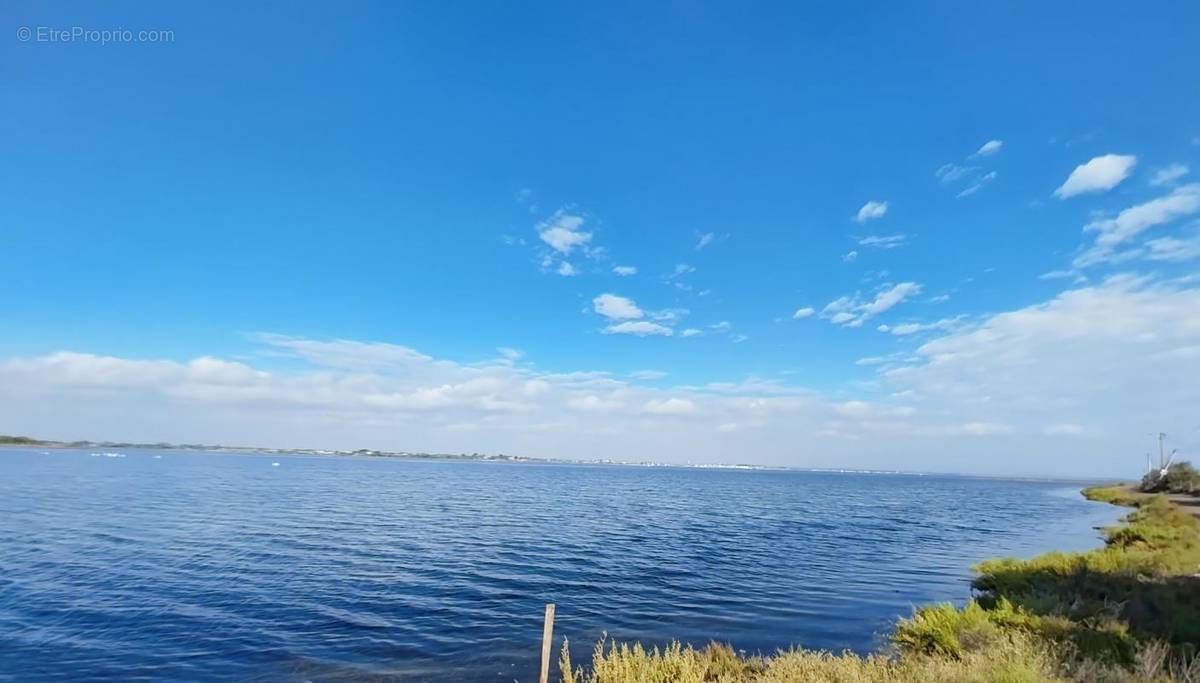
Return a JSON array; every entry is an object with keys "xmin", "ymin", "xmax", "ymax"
[{"xmin": 552, "ymin": 485, "xmax": 1200, "ymax": 683}]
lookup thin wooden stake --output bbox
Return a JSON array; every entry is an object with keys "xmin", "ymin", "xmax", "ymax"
[{"xmin": 539, "ymin": 603, "xmax": 555, "ymax": 683}]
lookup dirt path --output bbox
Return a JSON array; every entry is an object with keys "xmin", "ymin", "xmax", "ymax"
[
  {"xmin": 1167, "ymin": 493, "xmax": 1200, "ymax": 518},
  {"xmin": 1118, "ymin": 485, "xmax": 1200, "ymax": 518}
]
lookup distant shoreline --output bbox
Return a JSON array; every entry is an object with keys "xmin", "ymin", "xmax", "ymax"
[{"xmin": 0, "ymin": 433, "xmax": 1118, "ymax": 484}]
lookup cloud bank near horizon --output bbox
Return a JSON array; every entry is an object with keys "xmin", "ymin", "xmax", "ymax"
[{"xmin": 2, "ymin": 275, "xmax": 1197, "ymax": 478}]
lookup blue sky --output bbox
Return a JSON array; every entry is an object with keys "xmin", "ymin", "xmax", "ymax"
[{"xmin": 3, "ymin": 2, "xmax": 1199, "ymax": 476}]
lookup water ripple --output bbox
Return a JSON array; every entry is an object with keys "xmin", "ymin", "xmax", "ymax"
[{"xmin": 0, "ymin": 449, "xmax": 1122, "ymax": 681}]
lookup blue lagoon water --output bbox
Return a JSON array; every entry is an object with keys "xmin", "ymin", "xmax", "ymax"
[{"xmin": 0, "ymin": 448, "xmax": 1121, "ymax": 681}]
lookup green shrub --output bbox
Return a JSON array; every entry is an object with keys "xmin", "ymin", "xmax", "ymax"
[
  {"xmin": 1141, "ymin": 462, "xmax": 1200, "ymax": 495},
  {"xmin": 1082, "ymin": 485, "xmax": 1140, "ymax": 507}
]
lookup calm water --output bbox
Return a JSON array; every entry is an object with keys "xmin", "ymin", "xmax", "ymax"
[{"xmin": 0, "ymin": 448, "xmax": 1121, "ymax": 682}]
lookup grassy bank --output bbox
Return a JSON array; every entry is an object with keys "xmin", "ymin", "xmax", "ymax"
[{"xmin": 556, "ymin": 489, "xmax": 1200, "ymax": 682}]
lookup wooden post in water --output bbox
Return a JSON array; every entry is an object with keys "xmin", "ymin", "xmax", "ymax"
[{"xmin": 539, "ymin": 603, "xmax": 555, "ymax": 683}]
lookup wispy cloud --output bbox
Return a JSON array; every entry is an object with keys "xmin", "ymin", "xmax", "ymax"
[
  {"xmin": 792, "ymin": 307, "xmax": 815, "ymax": 320},
  {"xmin": 842, "ymin": 250, "xmax": 858, "ymax": 263},
  {"xmin": 496, "ymin": 347, "xmax": 523, "ymax": 362},
  {"xmin": 956, "ymin": 171, "xmax": 997, "ymax": 198},
  {"xmin": 1073, "ymin": 183, "xmax": 1200, "ymax": 267},
  {"xmin": 1150, "ymin": 163, "xmax": 1189, "ymax": 187},
  {"xmin": 936, "ymin": 163, "xmax": 977, "ymax": 183},
  {"xmin": 971, "ymin": 139, "xmax": 1003, "ymax": 157},
  {"xmin": 937, "ymin": 162, "xmax": 997, "ymax": 198},
  {"xmin": 855, "ymin": 234, "xmax": 907, "ymax": 249},
  {"xmin": 1055, "ymin": 154, "xmax": 1137, "ymax": 198},
  {"xmin": 662, "ymin": 263, "xmax": 697, "ymax": 291},
  {"xmin": 651, "ymin": 308, "xmax": 689, "ymax": 323},
  {"xmin": 877, "ymin": 315, "xmax": 966, "ymax": 336},
  {"xmin": 629, "ymin": 370, "xmax": 667, "ymax": 380},
  {"xmin": 821, "ymin": 282, "xmax": 923, "ymax": 328},
  {"xmin": 936, "ymin": 140, "xmax": 1002, "ymax": 198},
  {"xmin": 1145, "ymin": 231, "xmax": 1200, "ymax": 262},
  {"xmin": 612, "ymin": 265, "xmax": 637, "ymax": 276},
  {"xmin": 853, "ymin": 200, "xmax": 888, "ymax": 223},
  {"xmin": 602, "ymin": 321, "xmax": 673, "ymax": 337},
  {"xmin": 694, "ymin": 232, "xmax": 727, "ymax": 250}
]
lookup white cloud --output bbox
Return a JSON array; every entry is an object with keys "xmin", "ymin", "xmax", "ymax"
[
  {"xmin": 1145, "ymin": 231, "xmax": 1200, "ymax": 262},
  {"xmin": 938, "ymin": 158, "xmax": 997, "ymax": 197},
  {"xmin": 854, "ymin": 200, "xmax": 888, "ymax": 223},
  {"xmin": 680, "ymin": 328, "xmax": 703, "ymax": 337},
  {"xmin": 792, "ymin": 307, "xmax": 815, "ymax": 320},
  {"xmin": 710, "ymin": 321, "xmax": 732, "ymax": 332},
  {"xmin": 855, "ymin": 352, "xmax": 915, "ymax": 367},
  {"xmin": 602, "ymin": 321, "xmax": 673, "ymax": 337},
  {"xmin": 972, "ymin": 139, "xmax": 1003, "ymax": 157},
  {"xmin": 877, "ymin": 316, "xmax": 965, "ymax": 336},
  {"xmin": 855, "ymin": 234, "xmax": 907, "ymax": 249},
  {"xmin": 612, "ymin": 265, "xmax": 637, "ymax": 276},
  {"xmin": 651, "ymin": 308, "xmax": 689, "ymax": 323},
  {"xmin": 5, "ymin": 281, "xmax": 1199, "ymax": 478},
  {"xmin": 696, "ymin": 232, "xmax": 715, "ymax": 250},
  {"xmin": 821, "ymin": 282, "xmax": 923, "ymax": 328},
  {"xmin": 566, "ymin": 395, "xmax": 624, "ymax": 413},
  {"xmin": 536, "ymin": 210, "xmax": 592, "ymax": 253},
  {"xmin": 1073, "ymin": 183, "xmax": 1200, "ymax": 267},
  {"xmin": 954, "ymin": 422, "xmax": 1014, "ymax": 436},
  {"xmin": 1054, "ymin": 154, "xmax": 1137, "ymax": 198},
  {"xmin": 593, "ymin": 294, "xmax": 643, "ymax": 320},
  {"xmin": 936, "ymin": 163, "xmax": 977, "ymax": 183},
  {"xmin": 629, "ymin": 370, "xmax": 667, "ymax": 380},
  {"xmin": 842, "ymin": 250, "xmax": 858, "ymax": 263},
  {"xmin": 497, "ymin": 347, "xmax": 523, "ymax": 361},
  {"xmin": 1150, "ymin": 163, "xmax": 1189, "ymax": 187},
  {"xmin": 1044, "ymin": 423, "xmax": 1086, "ymax": 437},
  {"xmin": 642, "ymin": 398, "xmax": 698, "ymax": 416},
  {"xmin": 881, "ymin": 276, "xmax": 1200, "ymax": 466},
  {"xmin": 956, "ymin": 171, "xmax": 996, "ymax": 198},
  {"xmin": 556, "ymin": 261, "xmax": 577, "ymax": 276},
  {"xmin": 669, "ymin": 263, "xmax": 695, "ymax": 277},
  {"xmin": 861, "ymin": 282, "xmax": 923, "ymax": 318}
]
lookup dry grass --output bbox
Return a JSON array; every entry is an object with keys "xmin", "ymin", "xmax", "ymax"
[{"xmin": 559, "ymin": 635, "xmax": 1067, "ymax": 682}]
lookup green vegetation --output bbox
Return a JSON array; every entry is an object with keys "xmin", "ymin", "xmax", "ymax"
[
  {"xmin": 1142, "ymin": 462, "xmax": 1200, "ymax": 495},
  {"xmin": 0, "ymin": 435, "xmax": 45, "ymax": 445},
  {"xmin": 558, "ymin": 635, "xmax": 1069, "ymax": 682},
  {"xmin": 555, "ymin": 491, "xmax": 1200, "ymax": 682},
  {"xmin": 1082, "ymin": 483, "xmax": 1142, "ymax": 507}
]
